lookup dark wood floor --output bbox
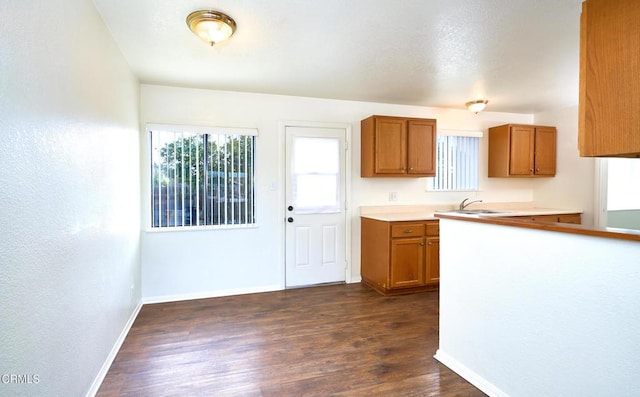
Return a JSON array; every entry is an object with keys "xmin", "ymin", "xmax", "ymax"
[{"xmin": 97, "ymin": 283, "xmax": 486, "ymax": 396}]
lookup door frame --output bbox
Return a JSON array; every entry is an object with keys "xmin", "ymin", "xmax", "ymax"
[
  {"xmin": 278, "ymin": 120, "xmax": 352, "ymax": 289},
  {"xmin": 594, "ymin": 158, "xmax": 608, "ymax": 227}
]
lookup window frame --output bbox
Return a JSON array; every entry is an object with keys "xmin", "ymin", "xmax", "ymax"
[{"xmin": 145, "ymin": 123, "xmax": 258, "ymax": 232}]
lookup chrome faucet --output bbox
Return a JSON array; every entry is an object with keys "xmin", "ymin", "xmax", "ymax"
[{"xmin": 459, "ymin": 198, "xmax": 483, "ymax": 210}]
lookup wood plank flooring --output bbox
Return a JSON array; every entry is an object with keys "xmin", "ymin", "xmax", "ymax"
[{"xmin": 97, "ymin": 283, "xmax": 486, "ymax": 396}]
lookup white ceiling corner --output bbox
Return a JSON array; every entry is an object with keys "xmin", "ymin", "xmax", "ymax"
[{"xmin": 91, "ymin": 0, "xmax": 584, "ymax": 114}]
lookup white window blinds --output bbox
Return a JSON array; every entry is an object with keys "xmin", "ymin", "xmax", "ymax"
[
  {"xmin": 149, "ymin": 124, "xmax": 257, "ymax": 228},
  {"xmin": 427, "ymin": 130, "xmax": 481, "ymax": 191}
]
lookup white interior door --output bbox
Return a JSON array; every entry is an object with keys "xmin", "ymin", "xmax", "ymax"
[{"xmin": 285, "ymin": 125, "xmax": 347, "ymax": 288}]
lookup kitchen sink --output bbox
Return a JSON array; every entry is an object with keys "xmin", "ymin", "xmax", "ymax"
[{"xmin": 442, "ymin": 209, "xmax": 510, "ymax": 215}]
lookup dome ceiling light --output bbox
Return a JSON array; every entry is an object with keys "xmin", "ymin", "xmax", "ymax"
[
  {"xmin": 466, "ymin": 100, "xmax": 489, "ymax": 114},
  {"xmin": 186, "ymin": 10, "xmax": 236, "ymax": 46}
]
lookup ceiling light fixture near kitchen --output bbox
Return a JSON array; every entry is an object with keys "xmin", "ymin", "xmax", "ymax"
[
  {"xmin": 466, "ymin": 100, "xmax": 489, "ymax": 114},
  {"xmin": 186, "ymin": 10, "xmax": 236, "ymax": 46}
]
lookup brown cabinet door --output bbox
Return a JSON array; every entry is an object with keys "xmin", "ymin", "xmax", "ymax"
[
  {"xmin": 509, "ymin": 126, "xmax": 535, "ymax": 175},
  {"xmin": 407, "ymin": 119, "xmax": 436, "ymax": 176},
  {"xmin": 425, "ymin": 237, "xmax": 439, "ymax": 284},
  {"xmin": 579, "ymin": 0, "xmax": 640, "ymax": 157},
  {"xmin": 375, "ymin": 118, "xmax": 407, "ymax": 174},
  {"xmin": 534, "ymin": 127, "xmax": 557, "ymax": 175},
  {"xmin": 390, "ymin": 237, "xmax": 425, "ymax": 289}
]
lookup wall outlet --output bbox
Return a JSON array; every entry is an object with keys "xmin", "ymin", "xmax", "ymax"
[{"xmin": 389, "ymin": 192, "xmax": 398, "ymax": 201}]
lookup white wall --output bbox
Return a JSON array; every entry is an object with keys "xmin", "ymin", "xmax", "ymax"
[
  {"xmin": 436, "ymin": 218, "xmax": 640, "ymax": 397},
  {"xmin": 140, "ymin": 84, "xmax": 543, "ymax": 300},
  {"xmin": 0, "ymin": 1, "xmax": 140, "ymax": 396},
  {"xmin": 534, "ymin": 106, "xmax": 596, "ymax": 225}
]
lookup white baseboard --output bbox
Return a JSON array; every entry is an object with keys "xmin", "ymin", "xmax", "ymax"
[
  {"xmin": 434, "ymin": 349, "xmax": 509, "ymax": 397},
  {"xmin": 142, "ymin": 284, "xmax": 283, "ymax": 304},
  {"xmin": 86, "ymin": 300, "xmax": 143, "ymax": 397}
]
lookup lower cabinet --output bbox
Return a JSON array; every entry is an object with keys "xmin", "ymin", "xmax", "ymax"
[
  {"xmin": 361, "ymin": 218, "xmax": 439, "ymax": 295},
  {"xmin": 502, "ymin": 213, "xmax": 582, "ymax": 224}
]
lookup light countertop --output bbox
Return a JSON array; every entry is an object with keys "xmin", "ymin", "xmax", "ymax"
[{"xmin": 359, "ymin": 204, "xmax": 582, "ymax": 222}]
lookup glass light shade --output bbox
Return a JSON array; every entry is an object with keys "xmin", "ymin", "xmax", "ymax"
[
  {"xmin": 466, "ymin": 100, "xmax": 488, "ymax": 114},
  {"xmin": 187, "ymin": 11, "xmax": 236, "ymax": 46}
]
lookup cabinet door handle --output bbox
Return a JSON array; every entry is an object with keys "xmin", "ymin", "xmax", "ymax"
[
  {"xmin": 536, "ymin": 168, "xmax": 540, "ymax": 172},
  {"xmin": 420, "ymin": 242, "xmax": 425, "ymax": 246},
  {"xmin": 403, "ymin": 229, "xmax": 414, "ymax": 233}
]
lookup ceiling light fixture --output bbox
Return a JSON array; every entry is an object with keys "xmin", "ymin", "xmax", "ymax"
[
  {"xmin": 186, "ymin": 10, "xmax": 236, "ymax": 46},
  {"xmin": 466, "ymin": 100, "xmax": 489, "ymax": 114}
]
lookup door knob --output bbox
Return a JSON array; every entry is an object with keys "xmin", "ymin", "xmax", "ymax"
[
  {"xmin": 288, "ymin": 205, "xmax": 294, "ymax": 211},
  {"xmin": 287, "ymin": 217, "xmax": 294, "ymax": 223}
]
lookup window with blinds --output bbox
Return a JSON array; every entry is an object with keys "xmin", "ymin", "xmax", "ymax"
[
  {"xmin": 149, "ymin": 125, "xmax": 256, "ymax": 228},
  {"xmin": 427, "ymin": 133, "xmax": 481, "ymax": 191}
]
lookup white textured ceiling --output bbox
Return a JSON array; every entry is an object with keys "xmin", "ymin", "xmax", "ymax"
[{"xmin": 91, "ymin": 0, "xmax": 584, "ymax": 114}]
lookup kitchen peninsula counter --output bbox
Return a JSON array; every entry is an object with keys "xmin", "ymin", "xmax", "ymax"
[
  {"xmin": 435, "ymin": 212, "xmax": 640, "ymax": 242},
  {"xmin": 434, "ymin": 209, "xmax": 640, "ymax": 396}
]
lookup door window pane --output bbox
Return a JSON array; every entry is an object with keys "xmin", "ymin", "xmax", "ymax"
[{"xmin": 292, "ymin": 137, "xmax": 340, "ymax": 214}]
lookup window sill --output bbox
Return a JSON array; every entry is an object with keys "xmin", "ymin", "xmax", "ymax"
[
  {"xmin": 145, "ymin": 224, "xmax": 260, "ymax": 233},
  {"xmin": 426, "ymin": 189, "xmax": 482, "ymax": 193}
]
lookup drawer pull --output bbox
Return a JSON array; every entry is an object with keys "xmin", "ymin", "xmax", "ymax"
[{"xmin": 403, "ymin": 229, "xmax": 414, "ymax": 233}]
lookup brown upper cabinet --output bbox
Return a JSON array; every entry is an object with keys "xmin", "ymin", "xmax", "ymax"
[
  {"xmin": 361, "ymin": 115, "xmax": 436, "ymax": 177},
  {"xmin": 579, "ymin": 0, "xmax": 640, "ymax": 157},
  {"xmin": 488, "ymin": 124, "xmax": 557, "ymax": 177}
]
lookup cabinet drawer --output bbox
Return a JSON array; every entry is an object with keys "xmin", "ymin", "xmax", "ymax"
[
  {"xmin": 391, "ymin": 223, "xmax": 425, "ymax": 238},
  {"xmin": 425, "ymin": 222, "xmax": 439, "ymax": 236},
  {"xmin": 557, "ymin": 214, "xmax": 582, "ymax": 224},
  {"xmin": 504, "ymin": 213, "xmax": 582, "ymax": 225},
  {"xmin": 530, "ymin": 215, "xmax": 559, "ymax": 223}
]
